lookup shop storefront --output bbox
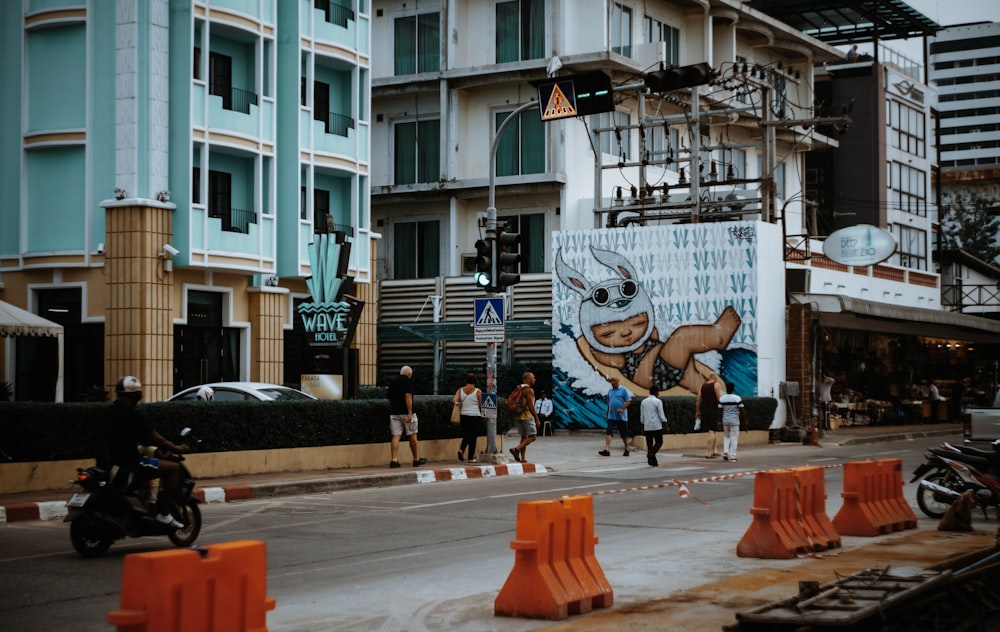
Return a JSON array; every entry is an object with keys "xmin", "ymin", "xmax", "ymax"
[{"xmin": 792, "ymin": 294, "xmax": 1000, "ymax": 427}]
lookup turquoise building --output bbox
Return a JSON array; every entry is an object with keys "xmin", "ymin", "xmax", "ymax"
[{"xmin": 0, "ymin": 0, "xmax": 376, "ymax": 402}]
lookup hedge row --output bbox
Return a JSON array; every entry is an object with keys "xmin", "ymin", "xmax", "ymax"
[{"xmin": 0, "ymin": 395, "xmax": 775, "ymax": 462}]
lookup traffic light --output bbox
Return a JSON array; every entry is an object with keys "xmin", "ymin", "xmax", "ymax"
[
  {"xmin": 571, "ymin": 70, "xmax": 614, "ymax": 116},
  {"xmin": 644, "ymin": 62, "xmax": 713, "ymax": 93},
  {"xmin": 474, "ymin": 238, "xmax": 493, "ymax": 291},
  {"xmin": 494, "ymin": 229, "xmax": 521, "ymax": 292}
]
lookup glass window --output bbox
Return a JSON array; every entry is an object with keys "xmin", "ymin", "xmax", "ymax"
[
  {"xmin": 394, "ymin": 12, "xmax": 440, "ymax": 75},
  {"xmin": 497, "ymin": 213, "xmax": 545, "ymax": 273},
  {"xmin": 495, "ymin": 109, "xmax": 545, "ymax": 176},
  {"xmin": 496, "ymin": 0, "xmax": 545, "ymax": 63},
  {"xmin": 645, "ymin": 123, "xmax": 678, "ymax": 168},
  {"xmin": 394, "ymin": 119, "xmax": 440, "ymax": 184},
  {"xmin": 730, "ymin": 148, "xmax": 746, "ymax": 189},
  {"xmin": 611, "ymin": 3, "xmax": 632, "ymax": 58},
  {"xmin": 393, "ymin": 220, "xmax": 440, "ymax": 279},
  {"xmin": 892, "ymin": 224, "xmax": 927, "ymax": 270},
  {"xmin": 889, "ymin": 100, "xmax": 925, "ymax": 158},
  {"xmin": 774, "ymin": 162, "xmax": 785, "ymax": 200},
  {"xmin": 642, "ymin": 16, "xmax": 679, "ymax": 66},
  {"xmin": 595, "ymin": 110, "xmax": 631, "ymax": 160},
  {"xmin": 889, "ymin": 160, "xmax": 926, "ymax": 216}
]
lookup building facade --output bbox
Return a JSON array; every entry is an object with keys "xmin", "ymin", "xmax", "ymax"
[
  {"xmin": 0, "ymin": 0, "xmax": 376, "ymax": 402},
  {"xmin": 371, "ymin": 0, "xmax": 1000, "ymax": 426}
]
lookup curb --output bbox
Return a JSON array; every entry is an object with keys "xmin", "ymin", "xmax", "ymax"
[{"xmin": 0, "ymin": 462, "xmax": 547, "ymax": 524}]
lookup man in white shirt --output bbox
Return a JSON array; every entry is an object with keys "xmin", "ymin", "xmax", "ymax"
[
  {"xmin": 640, "ymin": 386, "xmax": 668, "ymax": 466},
  {"xmin": 718, "ymin": 381, "xmax": 746, "ymax": 462},
  {"xmin": 535, "ymin": 390, "xmax": 554, "ymax": 435}
]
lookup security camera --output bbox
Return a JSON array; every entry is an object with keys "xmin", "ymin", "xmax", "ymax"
[
  {"xmin": 162, "ymin": 244, "xmax": 180, "ymax": 256},
  {"xmin": 96, "ymin": 242, "xmax": 105, "ymax": 254}
]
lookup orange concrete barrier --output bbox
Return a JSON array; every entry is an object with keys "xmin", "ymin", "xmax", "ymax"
[
  {"xmin": 833, "ymin": 460, "xmax": 895, "ymax": 536},
  {"xmin": 107, "ymin": 540, "xmax": 276, "ymax": 632},
  {"xmin": 792, "ymin": 466, "xmax": 841, "ymax": 550},
  {"xmin": 495, "ymin": 495, "xmax": 613, "ymax": 620},
  {"xmin": 737, "ymin": 470, "xmax": 814, "ymax": 559},
  {"xmin": 877, "ymin": 458, "xmax": 918, "ymax": 530}
]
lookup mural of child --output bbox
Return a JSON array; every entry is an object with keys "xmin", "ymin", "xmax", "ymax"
[{"xmin": 555, "ymin": 246, "xmax": 742, "ymax": 397}]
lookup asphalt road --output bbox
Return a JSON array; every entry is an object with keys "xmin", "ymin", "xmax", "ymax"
[{"xmin": 0, "ymin": 435, "xmax": 976, "ymax": 631}]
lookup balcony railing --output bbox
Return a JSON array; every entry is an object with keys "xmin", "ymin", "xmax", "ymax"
[
  {"xmin": 317, "ymin": 0, "xmax": 354, "ymax": 28},
  {"xmin": 942, "ymin": 284, "xmax": 1000, "ymax": 311},
  {"xmin": 211, "ymin": 84, "xmax": 259, "ymax": 115},
  {"xmin": 325, "ymin": 112, "xmax": 355, "ymax": 137},
  {"xmin": 211, "ymin": 207, "xmax": 257, "ymax": 234}
]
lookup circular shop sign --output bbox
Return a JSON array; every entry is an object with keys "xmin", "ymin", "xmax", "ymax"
[{"xmin": 823, "ymin": 224, "xmax": 897, "ymax": 266}]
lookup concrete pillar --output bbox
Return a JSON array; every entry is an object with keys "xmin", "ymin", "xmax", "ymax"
[
  {"xmin": 247, "ymin": 286, "xmax": 287, "ymax": 384},
  {"xmin": 102, "ymin": 199, "xmax": 175, "ymax": 402},
  {"xmin": 786, "ymin": 302, "xmax": 814, "ymax": 424}
]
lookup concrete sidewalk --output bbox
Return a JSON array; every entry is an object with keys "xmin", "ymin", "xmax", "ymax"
[{"xmin": 0, "ymin": 422, "xmax": 962, "ymax": 523}]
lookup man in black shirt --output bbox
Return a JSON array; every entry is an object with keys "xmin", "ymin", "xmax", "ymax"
[
  {"xmin": 99, "ymin": 376, "xmax": 189, "ymax": 528},
  {"xmin": 387, "ymin": 365, "xmax": 426, "ymax": 468}
]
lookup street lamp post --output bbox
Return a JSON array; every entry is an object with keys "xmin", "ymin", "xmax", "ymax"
[{"xmin": 482, "ymin": 100, "xmax": 538, "ymax": 457}]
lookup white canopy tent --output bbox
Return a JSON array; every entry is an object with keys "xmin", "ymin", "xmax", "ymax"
[{"xmin": 0, "ymin": 299, "xmax": 64, "ymax": 401}]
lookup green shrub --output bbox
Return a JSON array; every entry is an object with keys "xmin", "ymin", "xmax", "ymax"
[{"xmin": 0, "ymin": 396, "xmax": 515, "ymax": 462}]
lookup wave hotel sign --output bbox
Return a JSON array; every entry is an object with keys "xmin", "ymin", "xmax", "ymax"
[{"xmin": 298, "ymin": 232, "xmax": 364, "ymax": 347}]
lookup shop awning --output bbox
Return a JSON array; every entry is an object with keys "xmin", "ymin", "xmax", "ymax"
[
  {"xmin": 0, "ymin": 299, "xmax": 65, "ymax": 401},
  {"xmin": 795, "ymin": 294, "xmax": 1000, "ymax": 343}
]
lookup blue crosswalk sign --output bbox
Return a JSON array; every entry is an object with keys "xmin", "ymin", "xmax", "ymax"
[
  {"xmin": 474, "ymin": 298, "xmax": 505, "ymax": 342},
  {"xmin": 481, "ymin": 393, "xmax": 497, "ymax": 412}
]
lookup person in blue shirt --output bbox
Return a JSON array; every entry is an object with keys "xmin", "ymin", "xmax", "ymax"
[{"xmin": 599, "ymin": 376, "xmax": 633, "ymax": 457}]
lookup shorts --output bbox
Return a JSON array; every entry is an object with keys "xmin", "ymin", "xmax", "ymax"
[
  {"xmin": 390, "ymin": 412, "xmax": 418, "ymax": 437},
  {"xmin": 606, "ymin": 419, "xmax": 630, "ymax": 438},
  {"xmin": 516, "ymin": 418, "xmax": 537, "ymax": 437}
]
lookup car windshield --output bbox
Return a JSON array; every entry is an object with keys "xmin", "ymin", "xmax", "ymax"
[{"xmin": 257, "ymin": 387, "xmax": 312, "ymax": 401}]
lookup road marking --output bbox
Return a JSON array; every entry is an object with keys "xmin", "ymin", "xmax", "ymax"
[{"xmin": 402, "ymin": 482, "xmax": 614, "ymax": 510}]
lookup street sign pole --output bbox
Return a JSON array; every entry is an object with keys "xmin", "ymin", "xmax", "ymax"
[{"xmin": 483, "ymin": 100, "xmax": 537, "ymax": 458}]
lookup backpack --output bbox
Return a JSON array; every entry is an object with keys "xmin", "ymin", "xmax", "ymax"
[{"xmin": 506, "ymin": 384, "xmax": 526, "ymax": 415}]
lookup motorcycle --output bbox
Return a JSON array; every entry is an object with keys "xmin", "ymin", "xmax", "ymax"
[
  {"xmin": 64, "ymin": 427, "xmax": 202, "ymax": 557},
  {"xmin": 910, "ymin": 440, "xmax": 1000, "ymax": 520}
]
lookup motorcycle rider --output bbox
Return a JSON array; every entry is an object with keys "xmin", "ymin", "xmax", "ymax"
[{"xmin": 98, "ymin": 376, "xmax": 190, "ymax": 529}]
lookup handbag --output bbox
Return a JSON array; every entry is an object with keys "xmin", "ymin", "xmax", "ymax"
[
  {"xmin": 693, "ymin": 417, "xmax": 701, "ymax": 431},
  {"xmin": 450, "ymin": 403, "xmax": 461, "ymax": 425}
]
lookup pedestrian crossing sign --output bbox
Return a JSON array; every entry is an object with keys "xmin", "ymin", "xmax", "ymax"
[
  {"xmin": 474, "ymin": 297, "xmax": 505, "ymax": 342},
  {"xmin": 481, "ymin": 392, "xmax": 497, "ymax": 412}
]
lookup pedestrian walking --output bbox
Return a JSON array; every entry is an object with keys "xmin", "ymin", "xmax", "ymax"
[
  {"xmin": 697, "ymin": 372, "xmax": 724, "ymax": 458},
  {"xmin": 453, "ymin": 372, "xmax": 483, "ymax": 462},
  {"xmin": 509, "ymin": 372, "xmax": 539, "ymax": 463},
  {"xmin": 387, "ymin": 365, "xmax": 426, "ymax": 468},
  {"xmin": 599, "ymin": 376, "xmax": 633, "ymax": 456},
  {"xmin": 719, "ymin": 380, "xmax": 746, "ymax": 462},
  {"xmin": 640, "ymin": 385, "xmax": 668, "ymax": 466}
]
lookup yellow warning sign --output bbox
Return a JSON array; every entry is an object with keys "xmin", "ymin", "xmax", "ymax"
[{"xmin": 542, "ymin": 83, "xmax": 577, "ymax": 120}]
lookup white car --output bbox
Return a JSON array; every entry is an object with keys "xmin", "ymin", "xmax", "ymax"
[{"xmin": 168, "ymin": 382, "xmax": 317, "ymax": 402}]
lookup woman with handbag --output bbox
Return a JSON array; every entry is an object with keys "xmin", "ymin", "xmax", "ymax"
[{"xmin": 453, "ymin": 372, "xmax": 483, "ymax": 462}]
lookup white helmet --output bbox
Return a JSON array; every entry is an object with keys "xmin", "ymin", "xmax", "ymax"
[
  {"xmin": 116, "ymin": 376, "xmax": 143, "ymax": 394},
  {"xmin": 196, "ymin": 385, "xmax": 215, "ymax": 401},
  {"xmin": 115, "ymin": 376, "xmax": 143, "ymax": 403}
]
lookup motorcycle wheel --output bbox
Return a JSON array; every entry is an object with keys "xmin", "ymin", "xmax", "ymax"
[
  {"xmin": 916, "ymin": 471, "xmax": 963, "ymax": 519},
  {"xmin": 70, "ymin": 514, "xmax": 115, "ymax": 558},
  {"xmin": 168, "ymin": 501, "xmax": 201, "ymax": 547}
]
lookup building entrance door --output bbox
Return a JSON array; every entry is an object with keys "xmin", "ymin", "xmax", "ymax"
[{"xmin": 173, "ymin": 291, "xmax": 240, "ymax": 391}]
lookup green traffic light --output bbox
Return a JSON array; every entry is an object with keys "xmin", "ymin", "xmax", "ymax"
[{"xmin": 474, "ymin": 271, "xmax": 491, "ymax": 287}]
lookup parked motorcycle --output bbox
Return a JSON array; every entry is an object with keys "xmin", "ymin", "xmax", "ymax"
[
  {"xmin": 911, "ymin": 440, "xmax": 1000, "ymax": 520},
  {"xmin": 64, "ymin": 427, "xmax": 201, "ymax": 557}
]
